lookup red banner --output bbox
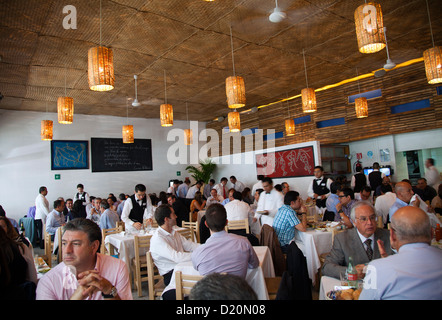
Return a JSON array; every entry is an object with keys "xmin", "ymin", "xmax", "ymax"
[{"xmin": 256, "ymin": 146, "xmax": 315, "ymax": 178}]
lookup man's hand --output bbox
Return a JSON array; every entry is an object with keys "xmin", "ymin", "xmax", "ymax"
[
  {"xmin": 70, "ymin": 285, "xmax": 89, "ymax": 300},
  {"xmin": 133, "ymin": 222, "xmax": 143, "ymax": 230},
  {"xmin": 377, "ymin": 239, "xmax": 389, "ymax": 258},
  {"xmin": 411, "ymin": 196, "xmax": 420, "ymax": 208},
  {"xmin": 355, "ymin": 264, "xmax": 366, "ymax": 279},
  {"xmin": 77, "ymin": 270, "xmax": 117, "ymax": 299}
]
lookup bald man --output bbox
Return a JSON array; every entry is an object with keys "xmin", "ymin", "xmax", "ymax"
[
  {"xmin": 388, "ymin": 181, "xmax": 419, "ymax": 221},
  {"xmin": 360, "ymin": 206, "xmax": 442, "ymax": 300}
]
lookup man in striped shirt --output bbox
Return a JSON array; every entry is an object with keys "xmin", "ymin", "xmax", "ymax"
[{"xmin": 273, "ymin": 191, "xmax": 307, "ymax": 253}]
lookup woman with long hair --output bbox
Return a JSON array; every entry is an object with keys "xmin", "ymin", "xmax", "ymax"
[{"xmin": 190, "ymin": 191, "xmax": 206, "ymax": 222}]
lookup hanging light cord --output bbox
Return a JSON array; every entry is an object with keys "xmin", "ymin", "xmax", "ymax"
[
  {"xmin": 356, "ymin": 67, "xmax": 361, "ymax": 94},
  {"xmin": 425, "ymin": 0, "xmax": 435, "ymax": 47},
  {"xmin": 99, "ymin": 0, "xmax": 102, "ymax": 47},
  {"xmin": 230, "ymin": 25, "xmax": 236, "ymax": 77},
  {"xmin": 164, "ymin": 70, "xmax": 167, "ymax": 104},
  {"xmin": 302, "ymin": 49, "xmax": 309, "ymax": 88}
]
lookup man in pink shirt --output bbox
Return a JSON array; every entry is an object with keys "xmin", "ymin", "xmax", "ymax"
[{"xmin": 36, "ymin": 218, "xmax": 132, "ymax": 300}]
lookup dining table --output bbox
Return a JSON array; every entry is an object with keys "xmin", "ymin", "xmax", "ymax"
[
  {"xmin": 162, "ymin": 246, "xmax": 275, "ymax": 300},
  {"xmin": 293, "ymin": 227, "xmax": 334, "ymax": 286}
]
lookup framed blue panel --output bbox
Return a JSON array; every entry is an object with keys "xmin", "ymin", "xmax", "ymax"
[
  {"xmin": 264, "ymin": 131, "xmax": 284, "ymax": 141},
  {"xmin": 390, "ymin": 99, "xmax": 430, "ymax": 114},
  {"xmin": 437, "ymin": 86, "xmax": 442, "ymax": 95},
  {"xmin": 294, "ymin": 115, "xmax": 311, "ymax": 125},
  {"xmin": 316, "ymin": 117, "xmax": 346, "ymax": 129},
  {"xmin": 348, "ymin": 89, "xmax": 382, "ymax": 104}
]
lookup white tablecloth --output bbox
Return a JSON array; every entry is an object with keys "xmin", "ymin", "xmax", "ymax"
[
  {"xmin": 293, "ymin": 229, "xmax": 333, "ymax": 286},
  {"xmin": 104, "ymin": 227, "xmax": 186, "ymax": 273},
  {"xmin": 163, "ymin": 246, "xmax": 275, "ymax": 300},
  {"xmin": 319, "ymin": 275, "xmax": 341, "ymax": 300}
]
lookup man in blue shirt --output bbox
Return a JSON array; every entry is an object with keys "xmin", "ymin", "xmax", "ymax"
[
  {"xmin": 360, "ymin": 206, "xmax": 442, "ymax": 300},
  {"xmin": 325, "ymin": 182, "xmax": 341, "ymax": 221},
  {"xmin": 389, "ymin": 181, "xmax": 418, "ymax": 221},
  {"xmin": 273, "ymin": 191, "xmax": 307, "ymax": 253},
  {"xmin": 99, "ymin": 199, "xmax": 120, "ymax": 230},
  {"xmin": 46, "ymin": 199, "xmax": 66, "ymax": 240}
]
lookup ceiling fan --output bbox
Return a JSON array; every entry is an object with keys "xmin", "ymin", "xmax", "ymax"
[
  {"xmin": 374, "ymin": 27, "xmax": 396, "ymax": 77},
  {"xmin": 269, "ymin": 0, "xmax": 287, "ymax": 23}
]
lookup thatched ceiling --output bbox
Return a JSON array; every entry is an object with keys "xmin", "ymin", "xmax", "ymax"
[{"xmin": 1, "ymin": 0, "xmax": 441, "ymax": 123}]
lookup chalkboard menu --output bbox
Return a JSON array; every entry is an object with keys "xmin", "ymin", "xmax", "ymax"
[{"xmin": 91, "ymin": 138, "xmax": 153, "ymax": 172}]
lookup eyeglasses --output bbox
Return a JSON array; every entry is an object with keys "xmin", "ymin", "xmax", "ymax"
[
  {"xmin": 338, "ymin": 195, "xmax": 347, "ymax": 198},
  {"xmin": 356, "ymin": 215, "xmax": 377, "ymax": 223}
]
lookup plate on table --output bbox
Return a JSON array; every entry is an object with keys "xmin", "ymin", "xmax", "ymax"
[{"xmin": 326, "ymin": 287, "xmax": 362, "ymax": 300}]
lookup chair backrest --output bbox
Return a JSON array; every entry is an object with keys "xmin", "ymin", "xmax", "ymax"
[
  {"xmin": 175, "ymin": 271, "xmax": 204, "ymax": 300},
  {"xmin": 177, "ymin": 228, "xmax": 193, "ymax": 241},
  {"xmin": 57, "ymin": 226, "xmax": 63, "ymax": 264},
  {"xmin": 146, "ymin": 251, "xmax": 164, "ymax": 300},
  {"xmin": 101, "ymin": 226, "xmax": 123, "ymax": 254},
  {"xmin": 133, "ymin": 235, "xmax": 152, "ymax": 264},
  {"xmin": 225, "ymin": 218, "xmax": 249, "ymax": 234},
  {"xmin": 181, "ymin": 221, "xmax": 200, "ymax": 243},
  {"xmin": 116, "ymin": 220, "xmax": 125, "ymax": 231},
  {"xmin": 43, "ymin": 224, "xmax": 53, "ymax": 268}
]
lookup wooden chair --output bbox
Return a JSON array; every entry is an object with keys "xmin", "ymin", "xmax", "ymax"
[
  {"xmin": 225, "ymin": 218, "xmax": 250, "ymax": 234},
  {"xmin": 181, "ymin": 221, "xmax": 200, "ymax": 243},
  {"xmin": 116, "ymin": 220, "xmax": 125, "ymax": 231},
  {"xmin": 177, "ymin": 227, "xmax": 193, "ymax": 241},
  {"xmin": 56, "ymin": 227, "xmax": 63, "ymax": 264},
  {"xmin": 101, "ymin": 225, "xmax": 123, "ymax": 255},
  {"xmin": 265, "ymin": 276, "xmax": 282, "ymax": 300},
  {"xmin": 131, "ymin": 235, "xmax": 152, "ymax": 297},
  {"xmin": 43, "ymin": 225, "xmax": 53, "ymax": 268},
  {"xmin": 175, "ymin": 271, "xmax": 204, "ymax": 300},
  {"xmin": 146, "ymin": 251, "xmax": 165, "ymax": 300}
]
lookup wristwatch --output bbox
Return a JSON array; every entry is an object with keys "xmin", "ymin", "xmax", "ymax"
[{"xmin": 102, "ymin": 286, "xmax": 118, "ymax": 299}]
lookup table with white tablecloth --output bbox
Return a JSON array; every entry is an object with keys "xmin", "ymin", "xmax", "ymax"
[
  {"xmin": 293, "ymin": 229, "xmax": 333, "ymax": 286},
  {"xmin": 163, "ymin": 246, "xmax": 275, "ymax": 300},
  {"xmin": 319, "ymin": 275, "xmax": 341, "ymax": 300}
]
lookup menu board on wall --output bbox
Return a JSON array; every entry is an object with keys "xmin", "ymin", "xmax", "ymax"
[
  {"xmin": 255, "ymin": 146, "xmax": 315, "ymax": 178},
  {"xmin": 91, "ymin": 138, "xmax": 152, "ymax": 172}
]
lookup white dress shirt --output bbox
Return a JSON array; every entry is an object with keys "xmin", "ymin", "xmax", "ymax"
[
  {"xmin": 251, "ymin": 180, "xmax": 263, "ymax": 196},
  {"xmin": 205, "ymin": 195, "xmax": 224, "ymax": 208},
  {"xmin": 255, "ymin": 188, "xmax": 284, "ymax": 227},
  {"xmin": 307, "ymin": 177, "xmax": 333, "ymax": 199},
  {"xmin": 214, "ymin": 183, "xmax": 228, "ymax": 198},
  {"xmin": 374, "ymin": 192, "xmax": 396, "ymax": 224},
  {"xmin": 73, "ymin": 192, "xmax": 90, "ymax": 205},
  {"xmin": 425, "ymin": 165, "xmax": 440, "ymax": 190},
  {"xmin": 35, "ymin": 194, "xmax": 50, "ymax": 222},
  {"xmin": 231, "ymin": 180, "xmax": 246, "ymax": 193},
  {"xmin": 149, "ymin": 227, "xmax": 199, "ymax": 276},
  {"xmin": 186, "ymin": 185, "xmax": 200, "ymax": 199},
  {"xmin": 121, "ymin": 196, "xmax": 154, "ymax": 231},
  {"xmin": 225, "ymin": 199, "xmax": 252, "ymax": 221}
]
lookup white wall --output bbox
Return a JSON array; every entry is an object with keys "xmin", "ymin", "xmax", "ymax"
[
  {"xmin": 0, "ymin": 109, "xmax": 206, "ymax": 221},
  {"xmin": 211, "ymin": 140, "xmax": 321, "ymax": 200}
]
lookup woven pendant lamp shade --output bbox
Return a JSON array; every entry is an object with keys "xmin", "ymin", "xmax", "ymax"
[
  {"xmin": 228, "ymin": 111, "xmax": 240, "ymax": 132},
  {"xmin": 160, "ymin": 104, "xmax": 173, "ymax": 127},
  {"xmin": 423, "ymin": 46, "xmax": 442, "ymax": 84},
  {"xmin": 57, "ymin": 97, "xmax": 74, "ymax": 124},
  {"xmin": 354, "ymin": 3, "xmax": 385, "ymax": 54},
  {"xmin": 355, "ymin": 97, "xmax": 368, "ymax": 118},
  {"xmin": 41, "ymin": 120, "xmax": 53, "ymax": 141},
  {"xmin": 285, "ymin": 119, "xmax": 295, "ymax": 136},
  {"xmin": 226, "ymin": 76, "xmax": 246, "ymax": 109},
  {"xmin": 301, "ymin": 88, "xmax": 317, "ymax": 113},
  {"xmin": 122, "ymin": 125, "xmax": 134, "ymax": 143},
  {"xmin": 88, "ymin": 46, "xmax": 115, "ymax": 91},
  {"xmin": 184, "ymin": 129, "xmax": 193, "ymax": 145}
]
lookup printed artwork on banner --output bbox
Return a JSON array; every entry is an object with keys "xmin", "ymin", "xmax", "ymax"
[{"xmin": 256, "ymin": 146, "xmax": 315, "ymax": 178}]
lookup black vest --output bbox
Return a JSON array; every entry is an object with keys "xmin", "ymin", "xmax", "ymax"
[
  {"xmin": 76, "ymin": 192, "xmax": 86, "ymax": 203},
  {"xmin": 312, "ymin": 177, "xmax": 330, "ymax": 196},
  {"xmin": 369, "ymin": 171, "xmax": 383, "ymax": 191},
  {"xmin": 129, "ymin": 194, "xmax": 147, "ymax": 223},
  {"xmin": 353, "ymin": 172, "xmax": 367, "ymax": 193}
]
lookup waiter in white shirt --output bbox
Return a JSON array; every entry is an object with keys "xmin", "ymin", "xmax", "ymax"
[
  {"xmin": 230, "ymin": 176, "xmax": 246, "ymax": 193},
  {"xmin": 307, "ymin": 166, "xmax": 333, "ymax": 209},
  {"xmin": 425, "ymin": 158, "xmax": 440, "ymax": 190},
  {"xmin": 121, "ymin": 184, "xmax": 153, "ymax": 232},
  {"xmin": 35, "ymin": 186, "xmax": 50, "ymax": 249},
  {"xmin": 186, "ymin": 180, "xmax": 203, "ymax": 199},
  {"xmin": 255, "ymin": 177, "xmax": 284, "ymax": 227}
]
